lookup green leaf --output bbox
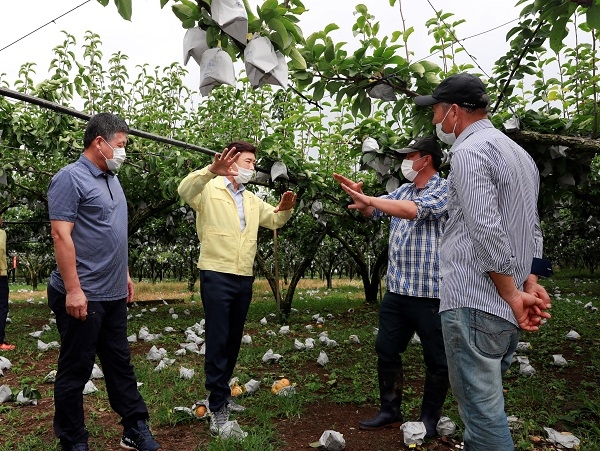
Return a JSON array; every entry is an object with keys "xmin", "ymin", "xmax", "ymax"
[
  {"xmin": 114, "ymin": 0, "xmax": 132, "ymax": 20},
  {"xmin": 312, "ymin": 82, "xmax": 325, "ymax": 102},
  {"xmin": 96, "ymin": 0, "xmax": 109, "ymax": 6},
  {"xmin": 353, "ymin": 47, "xmax": 367, "ymax": 60},
  {"xmin": 362, "ymin": 152, "xmax": 377, "ymax": 164},
  {"xmin": 312, "ymin": 43, "xmax": 325, "ymax": 59},
  {"xmin": 419, "ymin": 60, "xmax": 441, "ymax": 72},
  {"xmin": 549, "ymin": 16, "xmax": 569, "ymax": 53},
  {"xmin": 409, "ymin": 62, "xmax": 425, "ymax": 76},
  {"xmin": 324, "ymin": 44, "xmax": 335, "ymax": 62},
  {"xmin": 268, "ymin": 18, "xmax": 291, "ymax": 49},
  {"xmin": 387, "ymin": 55, "xmax": 406, "ymax": 66},
  {"xmin": 382, "ymin": 45, "xmax": 401, "ymax": 59},
  {"xmin": 355, "ymin": 4, "xmax": 367, "ymax": 14},
  {"xmin": 289, "ymin": 47, "xmax": 307, "ymax": 70},
  {"xmin": 324, "ymin": 23, "xmax": 340, "ymax": 34},
  {"xmin": 172, "ymin": 4, "xmax": 194, "ymax": 22},
  {"xmin": 206, "ymin": 26, "xmax": 220, "ymax": 47},
  {"xmin": 248, "ymin": 18, "xmax": 263, "ymax": 32},
  {"xmin": 586, "ymin": 2, "xmax": 600, "ymax": 30},
  {"xmin": 360, "ymin": 96, "xmax": 371, "ymax": 117},
  {"xmin": 351, "ymin": 96, "xmax": 360, "ymax": 117},
  {"xmin": 182, "ymin": 18, "xmax": 196, "ymax": 28},
  {"xmin": 160, "ymin": 0, "xmax": 169, "ymax": 8},
  {"xmin": 263, "ymin": 0, "xmax": 278, "ymax": 10}
]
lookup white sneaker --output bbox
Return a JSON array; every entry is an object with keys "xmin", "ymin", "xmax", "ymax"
[
  {"xmin": 227, "ymin": 397, "xmax": 246, "ymax": 412},
  {"xmin": 209, "ymin": 405, "xmax": 229, "ymax": 435}
]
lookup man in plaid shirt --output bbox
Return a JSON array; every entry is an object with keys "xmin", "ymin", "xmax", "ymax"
[{"xmin": 334, "ymin": 136, "xmax": 449, "ymax": 437}]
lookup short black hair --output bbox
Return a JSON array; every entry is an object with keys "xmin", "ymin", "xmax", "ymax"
[
  {"xmin": 418, "ymin": 150, "xmax": 443, "ymax": 171},
  {"xmin": 225, "ymin": 140, "xmax": 256, "ymax": 155},
  {"xmin": 83, "ymin": 113, "xmax": 130, "ymax": 149}
]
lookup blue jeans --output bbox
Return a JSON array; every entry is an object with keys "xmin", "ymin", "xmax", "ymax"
[{"xmin": 441, "ymin": 308, "xmax": 520, "ymax": 451}]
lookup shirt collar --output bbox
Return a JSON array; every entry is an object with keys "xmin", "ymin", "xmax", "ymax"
[
  {"xmin": 79, "ymin": 154, "xmax": 115, "ymax": 178},
  {"xmin": 414, "ymin": 172, "xmax": 441, "ymax": 191},
  {"xmin": 450, "ymin": 118, "xmax": 494, "ymax": 155},
  {"xmin": 223, "ymin": 176, "xmax": 245, "ymax": 193}
]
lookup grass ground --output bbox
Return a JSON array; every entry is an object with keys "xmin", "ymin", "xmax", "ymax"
[{"xmin": 0, "ymin": 273, "xmax": 599, "ymax": 450}]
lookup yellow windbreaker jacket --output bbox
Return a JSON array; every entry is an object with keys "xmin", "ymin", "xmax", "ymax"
[
  {"xmin": 0, "ymin": 229, "xmax": 6, "ymax": 276},
  {"xmin": 177, "ymin": 166, "xmax": 292, "ymax": 276}
]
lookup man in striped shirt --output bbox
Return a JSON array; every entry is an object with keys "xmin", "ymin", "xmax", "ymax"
[
  {"xmin": 334, "ymin": 136, "xmax": 449, "ymax": 437},
  {"xmin": 415, "ymin": 73, "xmax": 552, "ymax": 450}
]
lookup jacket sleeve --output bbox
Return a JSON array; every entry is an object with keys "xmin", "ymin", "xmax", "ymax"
[
  {"xmin": 257, "ymin": 196, "xmax": 293, "ymax": 230},
  {"xmin": 177, "ymin": 166, "xmax": 217, "ymax": 211}
]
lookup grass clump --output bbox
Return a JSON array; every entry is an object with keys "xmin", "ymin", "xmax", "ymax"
[{"xmin": 0, "ymin": 274, "xmax": 598, "ymax": 450}]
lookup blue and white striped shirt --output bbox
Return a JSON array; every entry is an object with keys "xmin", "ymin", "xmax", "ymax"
[
  {"xmin": 372, "ymin": 173, "xmax": 448, "ymax": 298},
  {"xmin": 439, "ymin": 119, "xmax": 543, "ymax": 325}
]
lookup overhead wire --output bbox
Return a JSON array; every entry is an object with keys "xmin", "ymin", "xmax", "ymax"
[
  {"xmin": 412, "ymin": 17, "xmax": 520, "ymax": 66},
  {"xmin": 423, "ymin": 0, "xmax": 493, "ymax": 78},
  {"xmin": 0, "ymin": 0, "xmax": 92, "ymax": 53}
]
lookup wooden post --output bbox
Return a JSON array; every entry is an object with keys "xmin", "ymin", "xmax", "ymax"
[{"xmin": 273, "ymin": 228, "xmax": 281, "ymax": 314}]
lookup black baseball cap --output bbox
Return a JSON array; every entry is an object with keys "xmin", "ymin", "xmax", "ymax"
[
  {"xmin": 393, "ymin": 136, "xmax": 443, "ymax": 158},
  {"xmin": 414, "ymin": 73, "xmax": 488, "ymax": 109}
]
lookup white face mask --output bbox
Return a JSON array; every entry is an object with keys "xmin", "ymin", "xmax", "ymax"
[
  {"xmin": 233, "ymin": 163, "xmax": 254, "ymax": 184},
  {"xmin": 100, "ymin": 137, "xmax": 126, "ymax": 171},
  {"xmin": 401, "ymin": 155, "xmax": 426, "ymax": 182},
  {"xmin": 435, "ymin": 107, "xmax": 457, "ymax": 145}
]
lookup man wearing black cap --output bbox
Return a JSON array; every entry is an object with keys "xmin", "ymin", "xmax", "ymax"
[
  {"xmin": 333, "ymin": 136, "xmax": 449, "ymax": 437},
  {"xmin": 414, "ymin": 73, "xmax": 552, "ymax": 450}
]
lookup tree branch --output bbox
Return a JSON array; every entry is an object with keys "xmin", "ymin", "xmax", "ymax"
[{"xmin": 506, "ymin": 129, "xmax": 600, "ymax": 154}]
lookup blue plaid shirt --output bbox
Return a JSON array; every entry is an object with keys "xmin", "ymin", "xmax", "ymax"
[{"xmin": 372, "ymin": 173, "xmax": 448, "ymax": 298}]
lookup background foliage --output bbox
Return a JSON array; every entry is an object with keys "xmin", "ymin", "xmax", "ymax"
[{"xmin": 1, "ymin": 0, "xmax": 600, "ymax": 312}]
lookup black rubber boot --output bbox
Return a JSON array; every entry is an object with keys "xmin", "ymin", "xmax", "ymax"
[
  {"xmin": 418, "ymin": 372, "xmax": 450, "ymax": 437},
  {"xmin": 359, "ymin": 370, "xmax": 403, "ymax": 430}
]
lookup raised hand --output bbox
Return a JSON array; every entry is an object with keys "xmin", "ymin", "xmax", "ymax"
[
  {"xmin": 339, "ymin": 183, "xmax": 371, "ymax": 210},
  {"xmin": 208, "ymin": 147, "xmax": 240, "ymax": 176},
  {"xmin": 333, "ymin": 173, "xmax": 364, "ymax": 194},
  {"xmin": 274, "ymin": 191, "xmax": 297, "ymax": 213}
]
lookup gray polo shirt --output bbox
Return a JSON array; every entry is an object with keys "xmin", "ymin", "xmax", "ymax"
[{"xmin": 48, "ymin": 155, "xmax": 129, "ymax": 301}]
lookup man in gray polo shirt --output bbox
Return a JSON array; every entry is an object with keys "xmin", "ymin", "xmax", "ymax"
[{"xmin": 47, "ymin": 113, "xmax": 161, "ymax": 451}]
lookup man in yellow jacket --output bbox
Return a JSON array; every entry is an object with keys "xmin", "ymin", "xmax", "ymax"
[{"xmin": 178, "ymin": 141, "xmax": 296, "ymax": 437}]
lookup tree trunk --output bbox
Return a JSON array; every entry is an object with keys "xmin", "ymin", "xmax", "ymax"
[
  {"xmin": 31, "ymin": 270, "xmax": 38, "ymax": 291},
  {"xmin": 280, "ymin": 227, "xmax": 328, "ymax": 321},
  {"xmin": 326, "ymin": 228, "xmax": 388, "ymax": 304}
]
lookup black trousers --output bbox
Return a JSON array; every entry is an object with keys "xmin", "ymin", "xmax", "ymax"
[
  {"xmin": 0, "ymin": 276, "xmax": 8, "ymax": 343},
  {"xmin": 48, "ymin": 285, "xmax": 148, "ymax": 445},
  {"xmin": 375, "ymin": 291, "xmax": 448, "ymax": 379},
  {"xmin": 200, "ymin": 270, "xmax": 253, "ymax": 412}
]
